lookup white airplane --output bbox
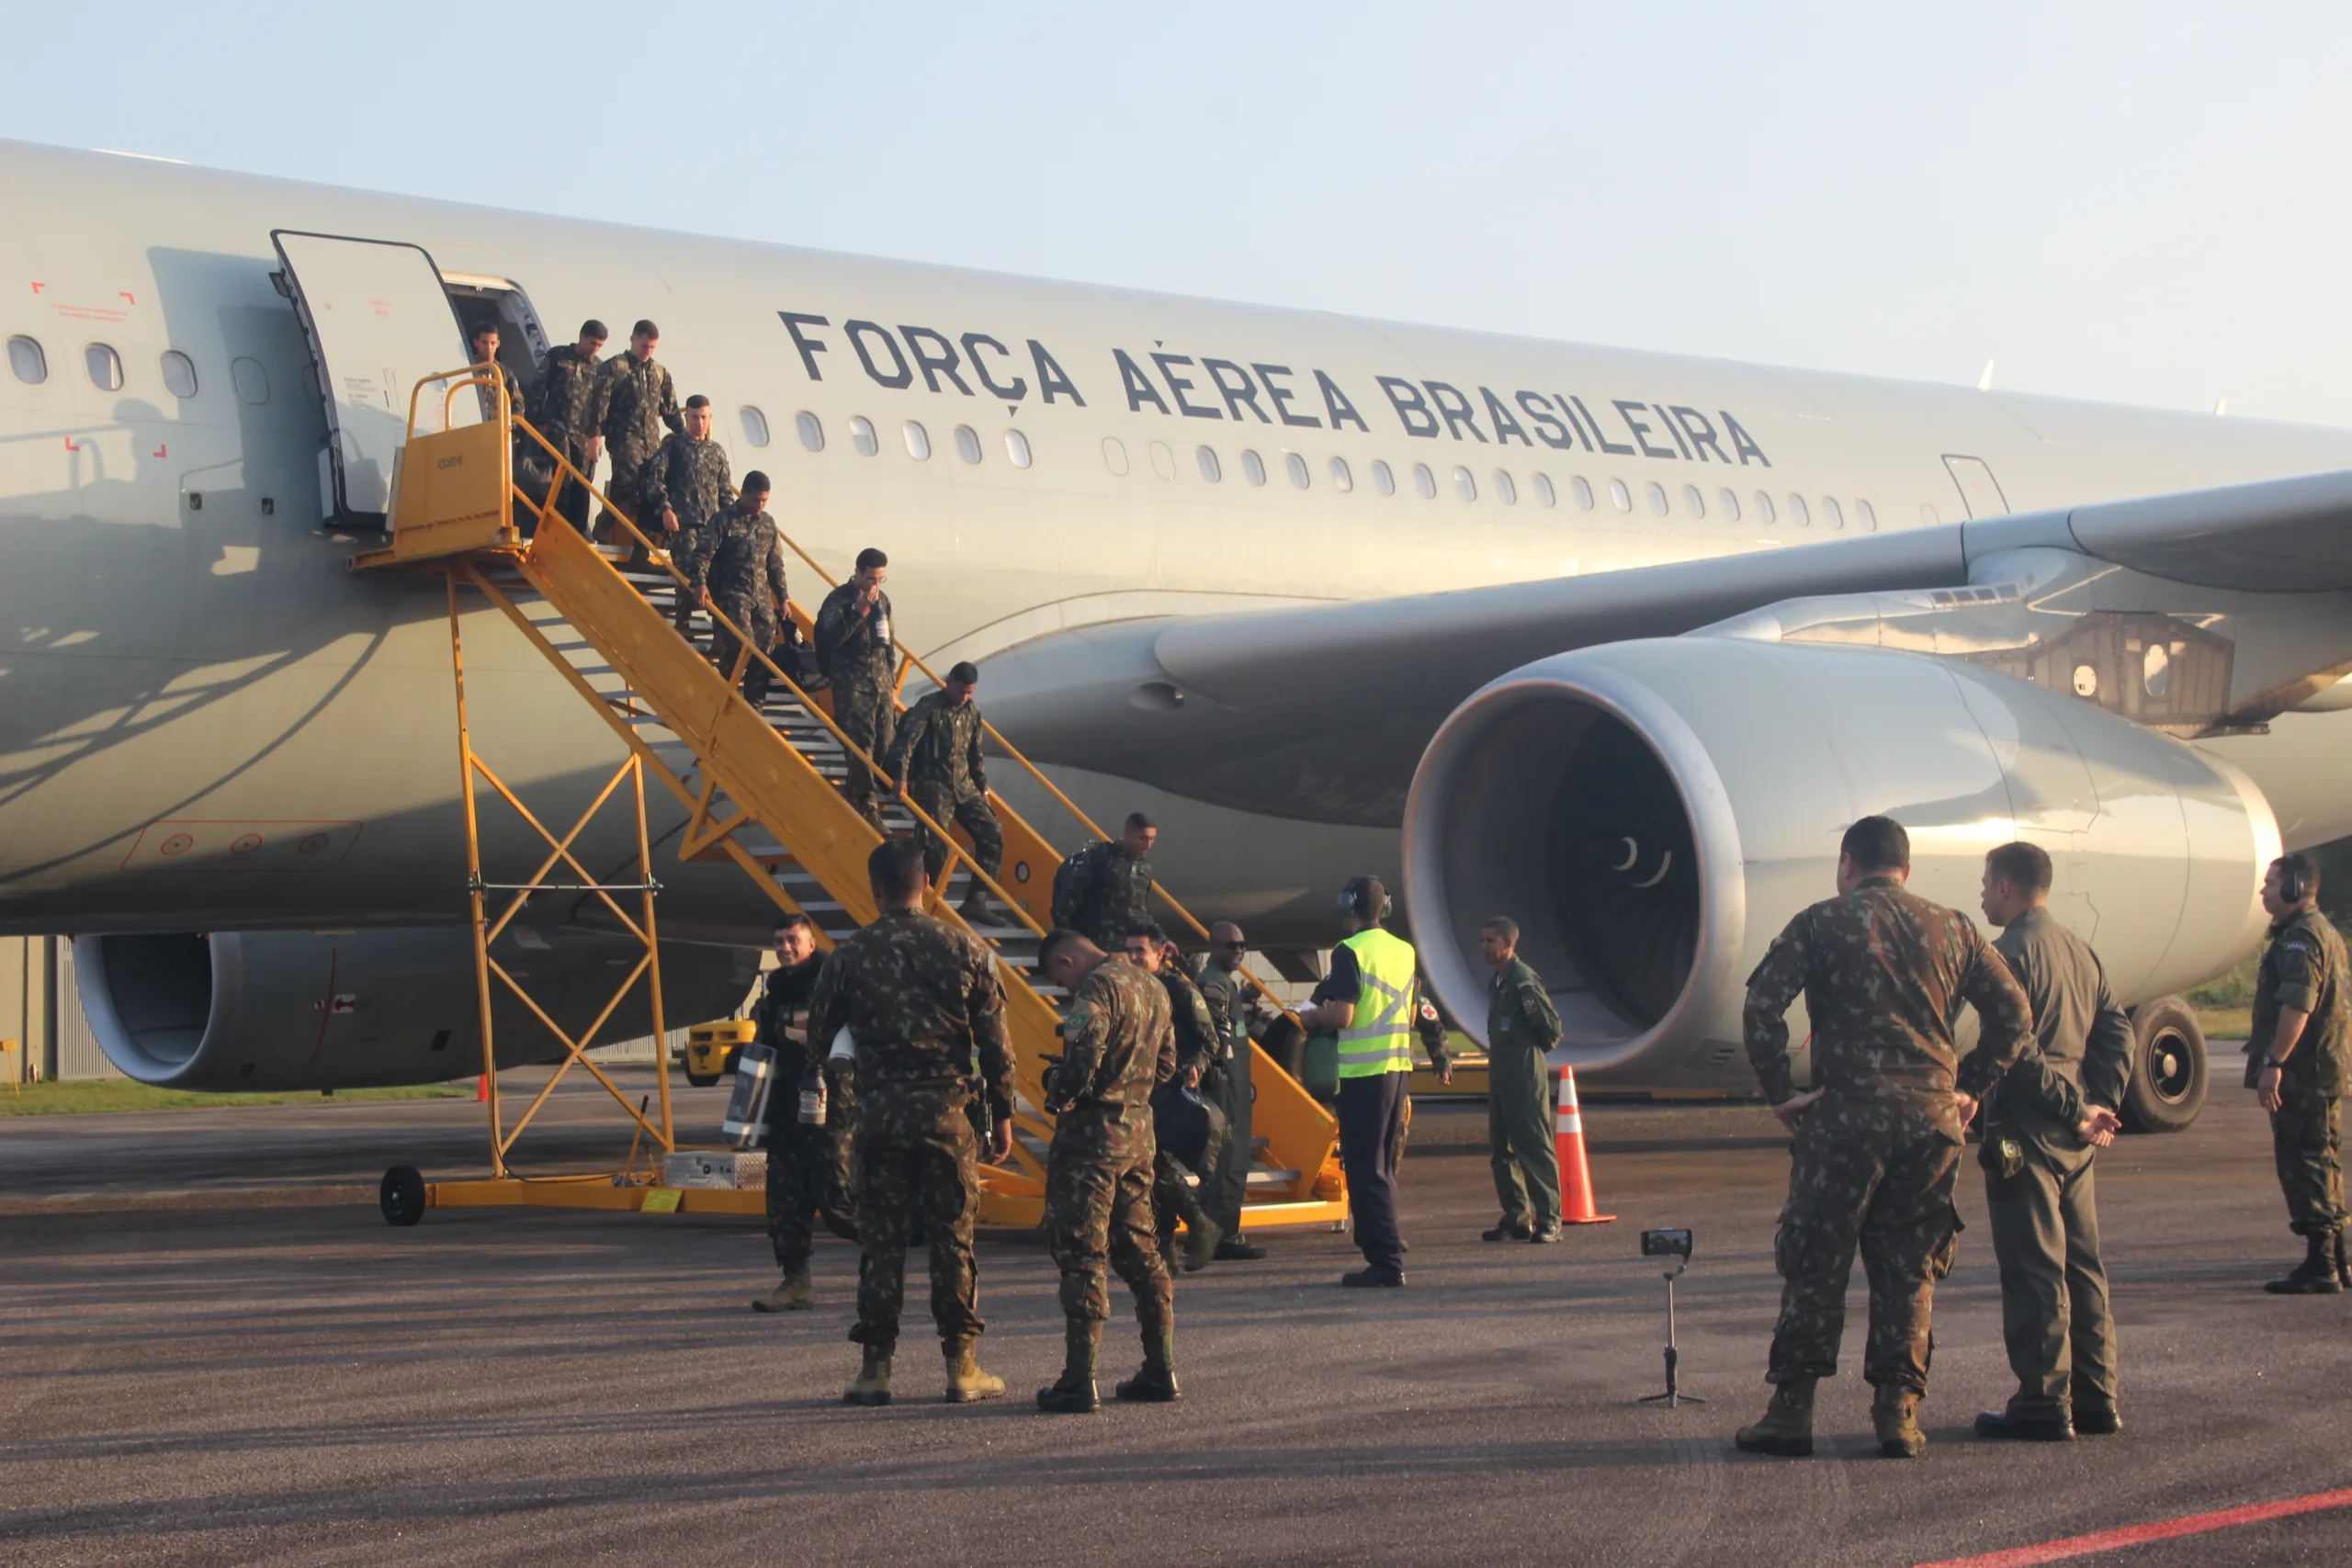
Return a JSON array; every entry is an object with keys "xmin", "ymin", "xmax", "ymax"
[{"xmin": 5, "ymin": 139, "xmax": 2349, "ymax": 1132}]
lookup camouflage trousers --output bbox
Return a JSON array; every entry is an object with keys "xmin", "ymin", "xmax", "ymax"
[
  {"xmin": 711, "ymin": 596, "xmax": 780, "ymax": 705},
  {"xmin": 595, "ymin": 444, "xmax": 656, "ymax": 548},
  {"xmin": 833, "ymin": 682, "xmax": 898, "ymax": 812},
  {"xmin": 908, "ymin": 784, "xmax": 1002, "ymax": 886},
  {"xmin": 848, "ymin": 1081, "xmax": 984, "ymax": 1350},
  {"xmin": 1768, "ymin": 1098, "xmax": 1962, "ymax": 1395},
  {"xmin": 2270, "ymin": 1087, "xmax": 2346, "ymax": 1237},
  {"xmin": 764, "ymin": 1111, "xmax": 857, "ymax": 1270},
  {"xmin": 540, "ymin": 432, "xmax": 594, "ymax": 532},
  {"xmin": 1045, "ymin": 1105, "xmax": 1173, "ymax": 1334}
]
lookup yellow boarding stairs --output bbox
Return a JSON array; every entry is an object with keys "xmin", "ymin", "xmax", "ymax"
[{"xmin": 356, "ymin": 367, "xmax": 1345, "ymax": 1230}]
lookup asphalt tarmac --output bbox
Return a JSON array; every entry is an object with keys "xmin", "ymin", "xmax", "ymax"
[{"xmin": 5, "ymin": 1073, "xmax": 2350, "ymax": 1567}]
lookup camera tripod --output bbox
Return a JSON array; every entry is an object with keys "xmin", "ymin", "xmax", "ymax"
[{"xmin": 1638, "ymin": 1257, "xmax": 1703, "ymax": 1408}]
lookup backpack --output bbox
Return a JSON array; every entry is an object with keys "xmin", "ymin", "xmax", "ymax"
[{"xmin": 1050, "ymin": 840, "xmax": 1104, "ymax": 930}]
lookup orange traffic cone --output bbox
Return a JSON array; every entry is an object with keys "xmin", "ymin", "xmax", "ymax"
[
  {"xmin": 476, "ymin": 1073, "xmax": 491, "ymax": 1103},
  {"xmin": 1555, "ymin": 1065, "xmax": 1615, "ymax": 1224}
]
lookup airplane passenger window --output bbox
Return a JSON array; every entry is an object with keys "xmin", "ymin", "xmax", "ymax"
[
  {"xmin": 1645, "ymin": 481, "xmax": 1668, "ymax": 516},
  {"xmin": 1608, "ymin": 479, "xmax": 1631, "ymax": 512},
  {"xmin": 1788, "ymin": 493, "xmax": 1811, "ymax": 526},
  {"xmin": 1453, "ymin": 467, "xmax": 1476, "ymax": 502},
  {"xmin": 1372, "ymin": 459, "xmax": 1396, "ymax": 496},
  {"xmin": 955, "ymin": 424, "xmax": 983, "ymax": 464},
  {"xmin": 1823, "ymin": 496, "xmax": 1844, "ymax": 530},
  {"xmin": 1197, "ymin": 445, "xmax": 1222, "ymax": 482},
  {"xmin": 851, "ymin": 416, "xmax": 879, "ymax": 456},
  {"xmin": 796, "ymin": 411, "xmax": 825, "ymax": 452},
  {"xmin": 1413, "ymin": 463, "xmax": 1437, "ymax": 499},
  {"xmin": 1241, "ymin": 449, "xmax": 1267, "ymax": 485},
  {"xmin": 1754, "ymin": 491, "xmax": 1775, "ymax": 525},
  {"xmin": 1005, "ymin": 429, "xmax": 1033, "ymax": 468},
  {"xmin": 1918, "ymin": 502, "xmax": 1939, "ymax": 525},
  {"xmin": 1683, "ymin": 484, "xmax": 1704, "ymax": 518},
  {"xmin": 1493, "ymin": 470, "xmax": 1517, "ymax": 504},
  {"xmin": 902, "ymin": 420, "xmax": 930, "ymax": 460},
  {"xmin": 740, "ymin": 405, "xmax": 770, "ymax": 447},
  {"xmin": 1857, "ymin": 499, "xmax": 1878, "ymax": 532},
  {"xmin": 231, "ymin": 356, "xmax": 269, "ymax": 403},
  {"xmin": 1329, "ymin": 456, "xmax": 1353, "ymax": 492},
  {"xmin": 1532, "ymin": 472, "xmax": 1555, "ymax": 507},
  {"xmin": 1151, "ymin": 441, "xmax": 1178, "ymax": 479},
  {"xmin": 85, "ymin": 343, "xmax": 124, "ymax": 392},
  {"xmin": 160, "ymin": 350, "xmax": 198, "ymax": 400},
  {"xmin": 1285, "ymin": 452, "xmax": 1310, "ymax": 489},
  {"xmin": 1571, "ymin": 475, "xmax": 1595, "ymax": 511},
  {"xmin": 1718, "ymin": 488, "xmax": 1741, "ymax": 522},
  {"xmin": 1102, "ymin": 436, "xmax": 1130, "ymax": 476},
  {"xmin": 8, "ymin": 335, "xmax": 47, "ymax": 384}
]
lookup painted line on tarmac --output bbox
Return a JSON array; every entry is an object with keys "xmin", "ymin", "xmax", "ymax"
[{"xmin": 1914, "ymin": 1486, "xmax": 2352, "ymax": 1567}]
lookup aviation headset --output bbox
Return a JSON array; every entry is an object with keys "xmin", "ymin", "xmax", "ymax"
[
  {"xmin": 1337, "ymin": 875, "xmax": 1392, "ymax": 923},
  {"xmin": 2280, "ymin": 856, "xmax": 2310, "ymax": 906}
]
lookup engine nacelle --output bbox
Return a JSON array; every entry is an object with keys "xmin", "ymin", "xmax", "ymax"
[
  {"xmin": 76, "ymin": 926, "xmax": 756, "ymax": 1091},
  {"xmin": 1404, "ymin": 637, "xmax": 2277, "ymax": 1090}
]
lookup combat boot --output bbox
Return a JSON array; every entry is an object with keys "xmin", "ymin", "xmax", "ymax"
[
  {"xmin": 842, "ymin": 1347, "xmax": 893, "ymax": 1407},
  {"xmin": 1115, "ymin": 1327, "xmax": 1182, "ymax": 1403},
  {"xmin": 1872, "ymin": 1385, "xmax": 1927, "ymax": 1459},
  {"xmin": 2264, "ymin": 1233, "xmax": 2343, "ymax": 1294},
  {"xmin": 1036, "ymin": 1322, "xmax": 1102, "ymax": 1414},
  {"xmin": 1733, "ymin": 1378, "xmax": 1815, "ymax": 1458},
  {"xmin": 942, "ymin": 1337, "xmax": 1006, "ymax": 1404},
  {"xmin": 1175, "ymin": 1188, "xmax": 1222, "ymax": 1273},
  {"xmin": 955, "ymin": 888, "xmax": 1000, "ymax": 926},
  {"xmin": 750, "ymin": 1262, "xmax": 813, "ymax": 1314}
]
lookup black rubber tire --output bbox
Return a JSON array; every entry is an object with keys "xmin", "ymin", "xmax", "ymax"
[
  {"xmin": 722, "ymin": 1049, "xmax": 741, "ymax": 1077},
  {"xmin": 380, "ymin": 1165, "xmax": 426, "ymax": 1227},
  {"xmin": 685, "ymin": 1070, "xmax": 718, "ymax": 1089},
  {"xmin": 2120, "ymin": 995, "xmax": 2206, "ymax": 1134}
]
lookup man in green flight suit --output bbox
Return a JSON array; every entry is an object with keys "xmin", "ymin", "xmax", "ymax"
[{"xmin": 1478, "ymin": 917, "xmax": 1566, "ymax": 1245}]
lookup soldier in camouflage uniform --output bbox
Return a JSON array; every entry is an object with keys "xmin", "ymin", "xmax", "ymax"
[
  {"xmin": 639, "ymin": 394, "xmax": 733, "ymax": 629},
  {"xmin": 1052, "ymin": 813, "xmax": 1160, "ymax": 951},
  {"xmin": 888, "ymin": 660, "xmax": 1004, "ymax": 921},
  {"xmin": 808, "ymin": 839, "xmax": 1016, "ymax": 1408},
  {"xmin": 2248, "ymin": 852, "xmax": 2352, "ymax": 1294},
  {"xmin": 1478, "ymin": 917, "xmax": 1566, "ymax": 1244},
  {"xmin": 466, "ymin": 323, "xmax": 531, "ymax": 533},
  {"xmin": 589, "ymin": 318, "xmax": 681, "ymax": 547},
  {"xmin": 813, "ymin": 547, "xmax": 899, "ymax": 825},
  {"xmin": 1736, "ymin": 815, "xmax": 2061, "ymax": 1461},
  {"xmin": 750, "ymin": 913, "xmax": 858, "ymax": 1314},
  {"xmin": 526, "ymin": 319, "xmax": 605, "ymax": 531},
  {"xmin": 1120, "ymin": 927, "xmax": 1227, "ymax": 1273},
  {"xmin": 685, "ymin": 474, "xmax": 792, "ymax": 707},
  {"xmin": 1035, "ymin": 927, "xmax": 1180, "ymax": 1412},
  {"xmin": 1195, "ymin": 922, "xmax": 1268, "ymax": 1259}
]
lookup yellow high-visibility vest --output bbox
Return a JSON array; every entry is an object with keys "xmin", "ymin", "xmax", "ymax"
[{"xmin": 1335, "ymin": 927, "xmax": 1418, "ymax": 1078}]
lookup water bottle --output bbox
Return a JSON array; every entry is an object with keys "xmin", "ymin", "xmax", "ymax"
[{"xmin": 797, "ymin": 1066, "xmax": 827, "ymax": 1127}]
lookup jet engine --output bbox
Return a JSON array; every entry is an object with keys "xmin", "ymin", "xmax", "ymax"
[
  {"xmin": 75, "ymin": 925, "xmax": 756, "ymax": 1091},
  {"xmin": 1404, "ymin": 637, "xmax": 2276, "ymax": 1119}
]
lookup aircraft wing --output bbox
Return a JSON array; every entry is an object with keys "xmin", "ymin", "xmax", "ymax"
[{"xmin": 980, "ymin": 467, "xmax": 2352, "ymax": 827}]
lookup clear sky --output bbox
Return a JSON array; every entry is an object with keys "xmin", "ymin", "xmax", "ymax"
[{"xmin": 10, "ymin": 2, "xmax": 2347, "ymax": 425}]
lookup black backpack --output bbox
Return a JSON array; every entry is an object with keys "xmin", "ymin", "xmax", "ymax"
[{"xmin": 1050, "ymin": 841, "xmax": 1103, "ymax": 929}]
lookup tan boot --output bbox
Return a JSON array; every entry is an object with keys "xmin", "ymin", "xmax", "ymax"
[
  {"xmin": 1873, "ymin": 1385, "xmax": 1926, "ymax": 1459},
  {"xmin": 944, "ymin": 1338, "xmax": 1007, "ymax": 1404},
  {"xmin": 1733, "ymin": 1377, "xmax": 1815, "ymax": 1457},
  {"xmin": 842, "ymin": 1347, "xmax": 893, "ymax": 1406},
  {"xmin": 751, "ymin": 1262, "xmax": 813, "ymax": 1313}
]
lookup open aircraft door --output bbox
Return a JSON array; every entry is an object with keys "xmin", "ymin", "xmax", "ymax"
[{"xmin": 272, "ymin": 231, "xmax": 474, "ymax": 525}]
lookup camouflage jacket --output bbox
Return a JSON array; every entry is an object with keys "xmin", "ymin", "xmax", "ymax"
[
  {"xmin": 639, "ymin": 430, "xmax": 733, "ymax": 535},
  {"xmin": 1193, "ymin": 962, "xmax": 1256, "ymax": 1061},
  {"xmin": 2253, "ymin": 908, "xmax": 2352, "ymax": 1098},
  {"xmin": 591, "ymin": 350, "xmax": 682, "ymax": 457},
  {"xmin": 1052, "ymin": 840, "xmax": 1155, "ymax": 950},
  {"xmin": 1156, "ymin": 965, "xmax": 1219, "ymax": 1076},
  {"xmin": 475, "ymin": 360, "xmax": 527, "ymax": 427},
  {"xmin": 1487, "ymin": 956, "xmax": 1563, "ymax": 1059},
  {"xmin": 751, "ymin": 953, "xmax": 830, "ymax": 1090},
  {"xmin": 686, "ymin": 506, "xmax": 788, "ymax": 620},
  {"xmin": 813, "ymin": 582, "xmax": 896, "ymax": 693},
  {"xmin": 1046, "ymin": 953, "xmax": 1176, "ymax": 1115},
  {"xmin": 1744, "ymin": 874, "xmax": 2040, "ymax": 1133},
  {"xmin": 890, "ymin": 690, "xmax": 988, "ymax": 798},
  {"xmin": 806, "ymin": 908, "xmax": 1013, "ymax": 1111},
  {"xmin": 529, "ymin": 343, "xmax": 602, "ymax": 439}
]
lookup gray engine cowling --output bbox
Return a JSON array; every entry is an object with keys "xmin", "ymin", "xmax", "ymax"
[
  {"xmin": 75, "ymin": 925, "xmax": 756, "ymax": 1090},
  {"xmin": 1403, "ymin": 637, "xmax": 2276, "ymax": 1092}
]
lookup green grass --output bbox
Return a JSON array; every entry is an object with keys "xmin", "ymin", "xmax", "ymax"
[
  {"xmin": 0, "ymin": 1080, "xmax": 471, "ymax": 1117},
  {"xmin": 2188, "ymin": 951, "xmax": 2259, "ymax": 1042}
]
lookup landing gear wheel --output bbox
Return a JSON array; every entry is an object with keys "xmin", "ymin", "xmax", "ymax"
[
  {"xmin": 2120, "ymin": 996, "xmax": 2206, "ymax": 1134},
  {"xmin": 685, "ymin": 1070, "xmax": 718, "ymax": 1089},
  {"xmin": 380, "ymin": 1165, "xmax": 427, "ymax": 1227}
]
